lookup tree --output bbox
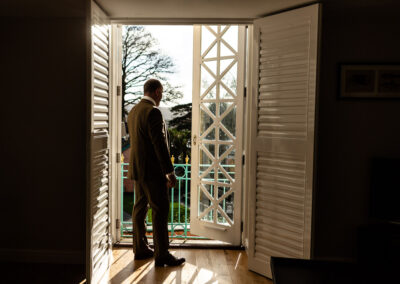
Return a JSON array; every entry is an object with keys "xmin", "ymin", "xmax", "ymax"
[
  {"xmin": 168, "ymin": 103, "xmax": 192, "ymax": 164},
  {"xmin": 168, "ymin": 128, "xmax": 191, "ymax": 164},
  {"xmin": 122, "ymin": 26, "xmax": 183, "ymax": 145},
  {"xmin": 122, "ymin": 26, "xmax": 183, "ymax": 114},
  {"xmin": 168, "ymin": 103, "xmax": 192, "ymax": 131}
]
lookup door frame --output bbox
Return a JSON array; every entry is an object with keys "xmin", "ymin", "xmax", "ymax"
[
  {"xmin": 107, "ymin": 19, "xmax": 253, "ymax": 247},
  {"xmin": 109, "ymin": 24, "xmax": 123, "ymax": 243},
  {"xmin": 242, "ymin": 24, "xmax": 253, "ymax": 250}
]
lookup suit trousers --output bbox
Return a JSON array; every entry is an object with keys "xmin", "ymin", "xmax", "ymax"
[{"xmin": 132, "ymin": 178, "xmax": 170, "ymax": 259}]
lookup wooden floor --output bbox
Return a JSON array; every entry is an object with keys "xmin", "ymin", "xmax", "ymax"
[{"xmin": 110, "ymin": 247, "xmax": 272, "ymax": 284}]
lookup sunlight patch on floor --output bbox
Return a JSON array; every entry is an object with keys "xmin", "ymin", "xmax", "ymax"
[{"xmin": 109, "ymin": 248, "xmax": 273, "ymax": 284}]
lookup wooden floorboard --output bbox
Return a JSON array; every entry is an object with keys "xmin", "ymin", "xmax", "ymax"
[{"xmin": 109, "ymin": 247, "xmax": 272, "ymax": 284}]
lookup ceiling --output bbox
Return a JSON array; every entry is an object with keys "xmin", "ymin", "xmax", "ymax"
[
  {"xmin": 97, "ymin": 0, "xmax": 312, "ymax": 20},
  {"xmin": 1, "ymin": 0, "xmax": 397, "ymax": 19}
]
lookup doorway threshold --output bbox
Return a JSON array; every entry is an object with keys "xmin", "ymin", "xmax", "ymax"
[{"xmin": 115, "ymin": 238, "xmax": 244, "ymax": 249}]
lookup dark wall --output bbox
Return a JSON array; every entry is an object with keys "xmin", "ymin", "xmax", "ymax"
[
  {"xmin": 0, "ymin": 0, "xmax": 87, "ymax": 263},
  {"xmin": 313, "ymin": 0, "xmax": 400, "ymax": 259}
]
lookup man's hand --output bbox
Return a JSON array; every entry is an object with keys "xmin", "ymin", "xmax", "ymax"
[{"xmin": 166, "ymin": 173, "xmax": 177, "ymax": 188}]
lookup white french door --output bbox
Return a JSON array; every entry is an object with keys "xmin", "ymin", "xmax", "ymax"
[
  {"xmin": 246, "ymin": 4, "xmax": 320, "ymax": 278},
  {"xmin": 190, "ymin": 25, "xmax": 246, "ymax": 245}
]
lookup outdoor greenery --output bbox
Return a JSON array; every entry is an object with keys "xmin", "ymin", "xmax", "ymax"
[
  {"xmin": 169, "ymin": 128, "xmax": 191, "ymax": 164},
  {"xmin": 123, "ymin": 193, "xmax": 190, "ymax": 223},
  {"xmin": 167, "ymin": 102, "xmax": 192, "ymax": 164},
  {"xmin": 169, "ymin": 103, "xmax": 192, "ymax": 131}
]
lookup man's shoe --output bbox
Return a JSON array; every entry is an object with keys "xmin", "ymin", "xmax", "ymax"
[
  {"xmin": 134, "ymin": 249, "xmax": 154, "ymax": 260},
  {"xmin": 155, "ymin": 254, "xmax": 185, "ymax": 267}
]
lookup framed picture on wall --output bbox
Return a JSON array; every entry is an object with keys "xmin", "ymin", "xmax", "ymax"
[{"xmin": 340, "ymin": 64, "xmax": 400, "ymax": 98}]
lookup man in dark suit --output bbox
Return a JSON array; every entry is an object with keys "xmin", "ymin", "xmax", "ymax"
[{"xmin": 127, "ymin": 79, "xmax": 185, "ymax": 267}]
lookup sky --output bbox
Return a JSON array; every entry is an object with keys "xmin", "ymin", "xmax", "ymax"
[{"xmin": 144, "ymin": 25, "xmax": 193, "ymax": 107}]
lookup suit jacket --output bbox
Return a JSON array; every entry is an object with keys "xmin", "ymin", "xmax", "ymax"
[{"xmin": 127, "ymin": 99, "xmax": 174, "ymax": 181}]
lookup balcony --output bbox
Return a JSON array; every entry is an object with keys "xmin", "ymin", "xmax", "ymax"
[
  {"xmin": 121, "ymin": 162, "xmax": 205, "ymax": 240},
  {"xmin": 120, "ymin": 162, "xmax": 235, "ymax": 241}
]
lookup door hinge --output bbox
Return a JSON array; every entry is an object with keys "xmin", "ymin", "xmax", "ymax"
[
  {"xmin": 116, "ymin": 153, "xmax": 121, "ymax": 163},
  {"xmin": 117, "ymin": 85, "xmax": 121, "ymax": 96},
  {"xmin": 242, "ymin": 154, "xmax": 245, "ymax": 165},
  {"xmin": 116, "ymin": 219, "xmax": 121, "ymax": 229},
  {"xmin": 243, "ymin": 87, "xmax": 247, "ymax": 98},
  {"xmin": 241, "ymin": 221, "xmax": 244, "ymax": 232}
]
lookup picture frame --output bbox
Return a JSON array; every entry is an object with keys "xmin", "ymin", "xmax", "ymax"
[{"xmin": 339, "ymin": 64, "xmax": 400, "ymax": 98}]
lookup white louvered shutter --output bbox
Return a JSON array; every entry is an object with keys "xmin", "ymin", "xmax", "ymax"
[
  {"xmin": 88, "ymin": 2, "xmax": 112, "ymax": 283},
  {"xmin": 247, "ymin": 4, "xmax": 320, "ymax": 278}
]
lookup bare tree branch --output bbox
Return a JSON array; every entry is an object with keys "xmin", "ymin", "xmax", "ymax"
[{"xmin": 121, "ymin": 26, "xmax": 184, "ymax": 141}]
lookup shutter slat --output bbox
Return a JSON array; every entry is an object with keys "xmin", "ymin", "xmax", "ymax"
[
  {"xmin": 256, "ymin": 202, "xmax": 303, "ymax": 219},
  {"xmin": 93, "ymin": 216, "xmax": 109, "ymax": 236},
  {"xmin": 260, "ymin": 33, "xmax": 309, "ymax": 48},
  {"xmin": 94, "ymin": 53, "xmax": 108, "ymax": 69},
  {"xmin": 260, "ymin": 50, "xmax": 308, "ymax": 61},
  {"xmin": 258, "ymin": 98, "xmax": 308, "ymax": 107},
  {"xmin": 94, "ymin": 121, "xmax": 109, "ymax": 129},
  {"xmin": 260, "ymin": 54, "xmax": 308, "ymax": 65},
  {"xmin": 94, "ymin": 96, "xmax": 108, "ymax": 106},
  {"xmin": 93, "ymin": 244, "xmax": 109, "ymax": 269},
  {"xmin": 94, "ymin": 113, "xmax": 108, "ymax": 121},
  {"xmin": 94, "ymin": 61, "xmax": 108, "ymax": 76},
  {"xmin": 258, "ymin": 115, "xmax": 306, "ymax": 124},
  {"xmin": 259, "ymin": 75, "xmax": 309, "ymax": 84},
  {"xmin": 94, "ymin": 104, "xmax": 108, "ymax": 113},
  {"xmin": 94, "ymin": 78, "xmax": 108, "ymax": 91},
  {"xmin": 255, "ymin": 229, "xmax": 303, "ymax": 250},
  {"xmin": 255, "ymin": 214, "xmax": 303, "ymax": 236},
  {"xmin": 93, "ymin": 36, "xmax": 109, "ymax": 54},
  {"xmin": 256, "ymin": 208, "xmax": 304, "ymax": 227},
  {"xmin": 93, "ymin": 25, "xmax": 109, "ymax": 39},
  {"xmin": 260, "ymin": 22, "xmax": 310, "ymax": 37},
  {"xmin": 256, "ymin": 180, "xmax": 304, "ymax": 197},
  {"xmin": 255, "ymin": 238, "xmax": 303, "ymax": 258},
  {"xmin": 260, "ymin": 47, "xmax": 309, "ymax": 58},
  {"xmin": 259, "ymin": 91, "xmax": 308, "ymax": 100},
  {"xmin": 259, "ymin": 107, "xmax": 307, "ymax": 115},
  {"xmin": 94, "ymin": 45, "xmax": 109, "ymax": 62},
  {"xmin": 259, "ymin": 83, "xmax": 308, "ymax": 92},
  {"xmin": 94, "ymin": 69, "xmax": 108, "ymax": 83},
  {"xmin": 93, "ymin": 28, "xmax": 108, "ymax": 47},
  {"xmin": 258, "ymin": 108, "xmax": 306, "ymax": 115},
  {"xmin": 260, "ymin": 65, "xmax": 308, "ymax": 76},
  {"xmin": 257, "ymin": 164, "xmax": 305, "ymax": 177},
  {"xmin": 257, "ymin": 123, "xmax": 307, "ymax": 133},
  {"xmin": 94, "ymin": 88, "xmax": 108, "ymax": 98},
  {"xmin": 257, "ymin": 131, "xmax": 306, "ymax": 139},
  {"xmin": 259, "ymin": 60, "xmax": 308, "ymax": 70},
  {"xmin": 257, "ymin": 193, "xmax": 304, "ymax": 211}
]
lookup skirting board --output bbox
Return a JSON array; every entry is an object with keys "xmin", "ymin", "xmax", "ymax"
[{"xmin": 0, "ymin": 248, "xmax": 84, "ymax": 264}]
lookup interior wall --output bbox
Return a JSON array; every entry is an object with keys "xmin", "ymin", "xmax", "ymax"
[
  {"xmin": 313, "ymin": 0, "xmax": 400, "ymax": 259},
  {"xmin": 0, "ymin": 0, "xmax": 87, "ymax": 265}
]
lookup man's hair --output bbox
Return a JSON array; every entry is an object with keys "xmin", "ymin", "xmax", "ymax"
[{"xmin": 144, "ymin": 79, "xmax": 162, "ymax": 94}]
